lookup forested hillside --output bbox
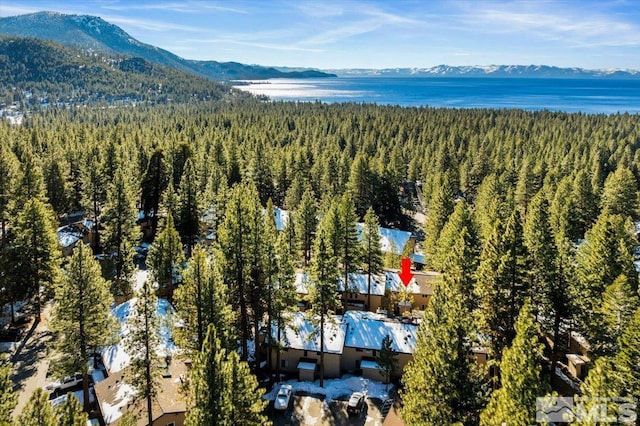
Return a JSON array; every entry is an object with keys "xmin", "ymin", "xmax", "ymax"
[
  {"xmin": 2, "ymin": 100, "xmax": 639, "ymax": 424},
  {"xmin": 0, "ymin": 36, "xmax": 245, "ymax": 106}
]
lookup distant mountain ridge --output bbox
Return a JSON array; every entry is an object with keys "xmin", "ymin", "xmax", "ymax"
[
  {"xmin": 0, "ymin": 12, "xmax": 336, "ymax": 81},
  {"xmin": 328, "ymin": 64, "xmax": 640, "ymax": 78}
]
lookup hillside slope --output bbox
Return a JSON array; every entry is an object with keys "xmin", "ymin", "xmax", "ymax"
[{"xmin": 0, "ymin": 12, "xmax": 335, "ymax": 81}]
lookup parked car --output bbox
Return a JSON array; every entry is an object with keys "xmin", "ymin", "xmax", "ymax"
[
  {"xmin": 45, "ymin": 373, "xmax": 84, "ymax": 392},
  {"xmin": 347, "ymin": 391, "xmax": 366, "ymax": 416},
  {"xmin": 274, "ymin": 384, "xmax": 293, "ymax": 411}
]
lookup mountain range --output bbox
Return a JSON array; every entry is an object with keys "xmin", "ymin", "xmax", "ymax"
[
  {"xmin": 0, "ymin": 12, "xmax": 335, "ymax": 81},
  {"xmin": 327, "ymin": 65, "xmax": 640, "ymax": 78},
  {"xmin": 1, "ymin": 11, "xmax": 638, "ymax": 82}
]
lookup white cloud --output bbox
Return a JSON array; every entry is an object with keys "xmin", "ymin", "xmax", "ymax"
[{"xmin": 461, "ymin": 2, "xmax": 640, "ymax": 48}]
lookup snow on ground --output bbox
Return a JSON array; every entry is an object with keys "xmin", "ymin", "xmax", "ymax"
[
  {"xmin": 263, "ymin": 375, "xmax": 391, "ymax": 403},
  {"xmin": 101, "ymin": 382, "xmax": 136, "ymax": 424},
  {"xmin": 1, "ymin": 300, "xmax": 27, "ymax": 317},
  {"xmin": 50, "ymin": 388, "xmax": 96, "ymax": 408},
  {"xmin": 132, "ymin": 268, "xmax": 151, "ymax": 293},
  {"xmin": 102, "ymin": 297, "xmax": 178, "ymax": 373}
]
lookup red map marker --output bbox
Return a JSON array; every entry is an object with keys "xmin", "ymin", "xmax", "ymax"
[{"xmin": 398, "ymin": 257, "xmax": 414, "ymax": 287}]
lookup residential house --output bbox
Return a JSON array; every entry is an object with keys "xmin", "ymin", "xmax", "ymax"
[
  {"xmin": 340, "ymin": 311, "xmax": 418, "ymax": 382},
  {"xmin": 338, "ymin": 273, "xmax": 386, "ymax": 312},
  {"xmin": 97, "ymin": 296, "xmax": 184, "ymax": 425},
  {"xmin": 269, "ymin": 311, "xmax": 347, "ymax": 381},
  {"xmin": 57, "ymin": 219, "xmax": 94, "ymax": 256},
  {"xmin": 95, "ymin": 359, "xmax": 188, "ymax": 426}
]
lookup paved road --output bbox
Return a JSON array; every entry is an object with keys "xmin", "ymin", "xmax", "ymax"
[{"xmin": 11, "ymin": 302, "xmax": 53, "ymax": 418}]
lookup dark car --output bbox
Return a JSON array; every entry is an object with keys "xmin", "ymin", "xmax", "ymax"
[{"xmin": 346, "ymin": 391, "xmax": 365, "ymax": 416}]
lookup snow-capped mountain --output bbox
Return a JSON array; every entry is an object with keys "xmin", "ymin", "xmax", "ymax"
[{"xmin": 327, "ymin": 65, "xmax": 640, "ymax": 78}]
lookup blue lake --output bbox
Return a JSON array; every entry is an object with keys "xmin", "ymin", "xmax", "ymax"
[{"xmin": 234, "ymin": 77, "xmax": 640, "ymax": 114}]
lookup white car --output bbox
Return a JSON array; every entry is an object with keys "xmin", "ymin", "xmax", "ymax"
[
  {"xmin": 45, "ymin": 373, "xmax": 83, "ymax": 392},
  {"xmin": 274, "ymin": 384, "xmax": 293, "ymax": 411}
]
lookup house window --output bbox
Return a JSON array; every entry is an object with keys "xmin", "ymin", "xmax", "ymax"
[
  {"xmin": 316, "ymin": 351, "xmax": 321, "ymax": 355},
  {"xmin": 283, "ymin": 348, "xmax": 289, "ymax": 352},
  {"xmin": 356, "ymin": 360, "xmax": 361, "ymax": 369},
  {"xmin": 165, "ymin": 423, "xmax": 175, "ymax": 426},
  {"xmin": 372, "ymin": 350, "xmax": 376, "ymax": 356},
  {"xmin": 281, "ymin": 360, "xmax": 288, "ymax": 368},
  {"xmin": 356, "ymin": 348, "xmax": 363, "ymax": 352},
  {"xmin": 304, "ymin": 350, "xmax": 308, "ymax": 357}
]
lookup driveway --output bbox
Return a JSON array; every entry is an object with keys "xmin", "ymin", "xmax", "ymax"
[
  {"xmin": 10, "ymin": 302, "xmax": 53, "ymax": 418},
  {"xmin": 271, "ymin": 392, "xmax": 384, "ymax": 426}
]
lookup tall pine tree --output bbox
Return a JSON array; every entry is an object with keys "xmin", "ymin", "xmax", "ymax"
[
  {"xmin": 480, "ymin": 301, "xmax": 548, "ymax": 426},
  {"xmin": 13, "ymin": 199, "xmax": 59, "ymax": 322},
  {"xmin": 361, "ymin": 207, "xmax": 383, "ymax": 311},
  {"xmin": 402, "ymin": 280, "xmax": 484, "ymax": 425},
  {"xmin": 51, "ymin": 243, "xmax": 118, "ymax": 411},
  {"xmin": 308, "ymin": 224, "xmax": 341, "ymax": 387},
  {"xmin": 126, "ymin": 278, "xmax": 161, "ymax": 426}
]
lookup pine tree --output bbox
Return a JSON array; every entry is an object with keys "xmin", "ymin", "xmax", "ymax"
[
  {"xmin": 14, "ymin": 148, "xmax": 47, "ymax": 209},
  {"xmin": 376, "ymin": 335, "xmax": 398, "ymax": 387},
  {"xmin": 480, "ymin": 301, "xmax": 548, "ymax": 426},
  {"xmin": 56, "ymin": 393, "xmax": 89, "ymax": 426},
  {"xmin": 573, "ymin": 213, "xmax": 637, "ymax": 355},
  {"xmin": 308, "ymin": 224, "xmax": 341, "ymax": 387},
  {"xmin": 597, "ymin": 275, "xmax": 639, "ymax": 356},
  {"xmin": 475, "ymin": 209, "xmax": 530, "ymax": 358},
  {"xmin": 0, "ymin": 144, "xmax": 17, "ymax": 243},
  {"xmin": 216, "ymin": 184, "xmax": 257, "ymax": 361},
  {"xmin": 475, "ymin": 174, "xmax": 509, "ymax": 242},
  {"xmin": 550, "ymin": 176, "xmax": 579, "ymax": 241},
  {"xmin": 126, "ymin": 278, "xmax": 161, "ymax": 426},
  {"xmin": 424, "ymin": 172, "xmax": 455, "ymax": 257},
  {"xmin": 271, "ymin": 231, "xmax": 297, "ymax": 381},
  {"xmin": 433, "ymin": 200, "xmax": 479, "ymax": 311},
  {"xmin": 147, "ymin": 212, "xmax": 184, "ymax": 300},
  {"xmin": 140, "ymin": 148, "xmax": 169, "ymax": 239},
  {"xmin": 574, "ymin": 357, "xmax": 622, "ymax": 426},
  {"xmin": 600, "ymin": 166, "xmax": 638, "ymax": 219},
  {"xmin": 616, "ymin": 306, "xmax": 640, "ymax": 398},
  {"xmin": 185, "ymin": 326, "xmax": 232, "ymax": 426},
  {"xmin": 44, "ymin": 158, "xmax": 68, "ymax": 217},
  {"xmin": 338, "ymin": 193, "xmax": 360, "ymax": 301},
  {"xmin": 0, "ymin": 360, "xmax": 16, "ymax": 425},
  {"xmin": 174, "ymin": 246, "xmax": 234, "ymax": 353},
  {"xmin": 572, "ymin": 169, "xmax": 598, "ymax": 236},
  {"xmin": 17, "ymin": 388, "xmax": 56, "ymax": 426},
  {"xmin": 102, "ymin": 166, "xmax": 137, "ymax": 298},
  {"xmin": 13, "ymin": 199, "xmax": 59, "ymax": 323},
  {"xmin": 361, "ymin": 207, "xmax": 383, "ymax": 311},
  {"xmin": 524, "ymin": 192, "xmax": 571, "ymax": 382},
  {"xmin": 51, "ymin": 243, "xmax": 118, "ymax": 411},
  {"xmin": 177, "ymin": 158, "xmax": 200, "ymax": 257},
  {"xmin": 81, "ymin": 146, "xmax": 105, "ymax": 253},
  {"xmin": 347, "ymin": 153, "xmax": 372, "ymax": 218},
  {"xmin": 185, "ymin": 325, "xmax": 269, "ymax": 426},
  {"xmin": 295, "ymin": 187, "xmax": 317, "ymax": 267},
  {"xmin": 402, "ymin": 279, "xmax": 484, "ymax": 425}
]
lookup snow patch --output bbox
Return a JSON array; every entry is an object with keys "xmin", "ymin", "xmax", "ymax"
[
  {"xmin": 100, "ymin": 382, "xmax": 136, "ymax": 424},
  {"xmin": 263, "ymin": 375, "xmax": 391, "ymax": 403},
  {"xmin": 102, "ymin": 297, "xmax": 178, "ymax": 373}
]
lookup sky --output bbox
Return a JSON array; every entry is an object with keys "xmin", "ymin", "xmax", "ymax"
[{"xmin": 2, "ymin": 0, "xmax": 640, "ymax": 70}]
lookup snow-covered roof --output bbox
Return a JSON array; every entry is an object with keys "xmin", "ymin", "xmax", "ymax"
[
  {"xmin": 274, "ymin": 207, "xmax": 289, "ymax": 232},
  {"xmin": 356, "ymin": 223, "xmax": 412, "ymax": 255},
  {"xmin": 295, "ymin": 272, "xmax": 311, "ymax": 295},
  {"xmin": 337, "ymin": 273, "xmax": 386, "ymax": 296},
  {"xmin": 271, "ymin": 311, "xmax": 346, "ymax": 355},
  {"xmin": 343, "ymin": 311, "xmax": 418, "ymax": 354},
  {"xmin": 297, "ymin": 270, "xmax": 431, "ymax": 296},
  {"xmin": 101, "ymin": 298, "xmax": 178, "ymax": 373},
  {"xmin": 384, "ymin": 271, "xmax": 420, "ymax": 294}
]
